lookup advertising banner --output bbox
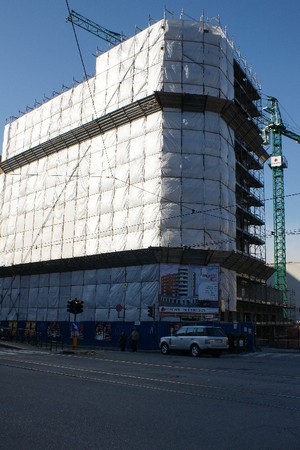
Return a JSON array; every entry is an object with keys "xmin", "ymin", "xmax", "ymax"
[
  {"xmin": 8, "ymin": 321, "xmax": 18, "ymax": 336},
  {"xmin": 95, "ymin": 322, "xmax": 112, "ymax": 341},
  {"xmin": 159, "ymin": 264, "xmax": 219, "ymax": 316},
  {"xmin": 24, "ymin": 321, "xmax": 36, "ymax": 337},
  {"xmin": 47, "ymin": 322, "xmax": 61, "ymax": 338}
]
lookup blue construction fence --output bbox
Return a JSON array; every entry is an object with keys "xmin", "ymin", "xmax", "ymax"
[{"xmin": 0, "ymin": 320, "xmax": 255, "ymax": 352}]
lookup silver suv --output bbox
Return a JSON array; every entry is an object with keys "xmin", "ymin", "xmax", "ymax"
[{"xmin": 160, "ymin": 326, "xmax": 229, "ymax": 357}]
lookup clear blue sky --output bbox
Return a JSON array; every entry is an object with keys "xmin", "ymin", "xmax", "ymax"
[{"xmin": 0, "ymin": 0, "xmax": 299, "ymax": 263}]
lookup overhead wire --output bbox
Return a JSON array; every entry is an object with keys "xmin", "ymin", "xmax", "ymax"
[
  {"xmin": 278, "ymin": 100, "xmax": 300, "ymax": 134},
  {"xmin": 62, "ymin": 4, "xmax": 264, "ymax": 257},
  {"xmin": 4, "ymin": 57, "xmax": 300, "ymax": 257},
  {"xmin": 5, "ymin": 89, "xmax": 299, "ymax": 243},
  {"xmin": 6, "ymin": 178, "xmax": 300, "ymax": 255},
  {"xmin": 3, "ymin": 5, "xmax": 299, "ymax": 312},
  {"xmin": 1, "ymin": 2, "xmax": 167, "ymax": 311},
  {"xmin": 0, "ymin": 11, "xmax": 274, "ymax": 236},
  {"xmin": 59, "ymin": 13, "xmax": 300, "ymax": 257}
]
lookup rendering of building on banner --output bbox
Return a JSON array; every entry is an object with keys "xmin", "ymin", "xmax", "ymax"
[
  {"xmin": 160, "ymin": 265, "xmax": 219, "ymax": 316},
  {"xmin": 0, "ymin": 15, "xmax": 288, "ymax": 343}
]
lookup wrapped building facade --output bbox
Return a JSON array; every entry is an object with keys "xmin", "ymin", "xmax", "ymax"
[{"xmin": 0, "ymin": 18, "xmax": 276, "ymax": 344}]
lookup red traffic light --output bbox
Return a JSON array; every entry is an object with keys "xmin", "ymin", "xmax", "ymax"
[
  {"xmin": 67, "ymin": 299, "xmax": 84, "ymax": 315},
  {"xmin": 74, "ymin": 299, "xmax": 84, "ymax": 314}
]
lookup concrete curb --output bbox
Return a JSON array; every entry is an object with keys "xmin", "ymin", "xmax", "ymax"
[{"xmin": 1, "ymin": 340, "xmax": 299, "ymax": 355}]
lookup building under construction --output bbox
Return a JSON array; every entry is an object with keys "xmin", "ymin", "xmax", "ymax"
[{"xmin": 0, "ymin": 16, "xmax": 286, "ymax": 346}]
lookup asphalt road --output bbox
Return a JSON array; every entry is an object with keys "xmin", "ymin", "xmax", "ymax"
[{"xmin": 0, "ymin": 347, "xmax": 300, "ymax": 450}]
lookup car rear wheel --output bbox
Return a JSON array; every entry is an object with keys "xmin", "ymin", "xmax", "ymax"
[
  {"xmin": 161, "ymin": 342, "xmax": 170, "ymax": 355},
  {"xmin": 190, "ymin": 344, "xmax": 200, "ymax": 357}
]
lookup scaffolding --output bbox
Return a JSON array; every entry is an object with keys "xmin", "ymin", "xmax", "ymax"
[{"xmin": 0, "ymin": 16, "xmax": 273, "ymax": 325}]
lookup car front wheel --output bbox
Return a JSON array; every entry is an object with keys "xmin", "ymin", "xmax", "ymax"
[
  {"xmin": 190, "ymin": 344, "xmax": 200, "ymax": 357},
  {"xmin": 161, "ymin": 342, "xmax": 170, "ymax": 355}
]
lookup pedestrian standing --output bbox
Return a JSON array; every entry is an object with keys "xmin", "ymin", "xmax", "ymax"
[
  {"xmin": 119, "ymin": 330, "xmax": 127, "ymax": 351},
  {"xmin": 130, "ymin": 327, "xmax": 139, "ymax": 352}
]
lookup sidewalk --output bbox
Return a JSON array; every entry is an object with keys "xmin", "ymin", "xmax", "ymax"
[
  {"xmin": 259, "ymin": 346, "xmax": 300, "ymax": 353},
  {"xmin": 1, "ymin": 339, "xmax": 299, "ymax": 355},
  {"xmin": 0, "ymin": 339, "xmax": 120, "ymax": 355},
  {"xmin": 0, "ymin": 340, "xmax": 58, "ymax": 352}
]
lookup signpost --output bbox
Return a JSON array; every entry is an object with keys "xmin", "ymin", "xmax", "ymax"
[{"xmin": 116, "ymin": 304, "xmax": 123, "ymax": 319}]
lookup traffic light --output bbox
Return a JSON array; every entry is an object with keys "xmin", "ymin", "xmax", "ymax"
[
  {"xmin": 79, "ymin": 301, "xmax": 84, "ymax": 313},
  {"xmin": 73, "ymin": 299, "xmax": 84, "ymax": 315},
  {"xmin": 147, "ymin": 305, "xmax": 154, "ymax": 318},
  {"xmin": 67, "ymin": 299, "xmax": 84, "ymax": 314},
  {"xmin": 67, "ymin": 300, "xmax": 75, "ymax": 314}
]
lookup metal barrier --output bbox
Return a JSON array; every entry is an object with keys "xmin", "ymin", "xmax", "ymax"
[
  {"xmin": 227, "ymin": 333, "xmax": 248, "ymax": 353},
  {"xmin": 1, "ymin": 327, "xmax": 50, "ymax": 349},
  {"xmin": 45, "ymin": 335, "xmax": 64, "ymax": 351}
]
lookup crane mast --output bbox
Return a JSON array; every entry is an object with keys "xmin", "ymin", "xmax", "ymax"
[{"xmin": 263, "ymin": 97, "xmax": 300, "ymax": 317}]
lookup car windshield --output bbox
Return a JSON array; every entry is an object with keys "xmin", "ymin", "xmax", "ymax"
[{"xmin": 205, "ymin": 328, "xmax": 226, "ymax": 337}]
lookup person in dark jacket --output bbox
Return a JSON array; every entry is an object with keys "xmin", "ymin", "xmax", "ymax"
[
  {"xmin": 119, "ymin": 330, "xmax": 127, "ymax": 351},
  {"xmin": 130, "ymin": 327, "xmax": 139, "ymax": 352}
]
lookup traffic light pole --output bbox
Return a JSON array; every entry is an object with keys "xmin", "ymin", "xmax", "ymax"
[
  {"xmin": 73, "ymin": 312, "xmax": 78, "ymax": 349},
  {"xmin": 152, "ymin": 305, "xmax": 156, "ymax": 350},
  {"xmin": 147, "ymin": 304, "xmax": 156, "ymax": 349},
  {"xmin": 67, "ymin": 298, "xmax": 84, "ymax": 349}
]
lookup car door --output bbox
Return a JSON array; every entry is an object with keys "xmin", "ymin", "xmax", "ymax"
[
  {"xmin": 181, "ymin": 327, "xmax": 196, "ymax": 351},
  {"xmin": 194, "ymin": 327, "xmax": 205, "ymax": 349},
  {"xmin": 170, "ymin": 328, "xmax": 187, "ymax": 350}
]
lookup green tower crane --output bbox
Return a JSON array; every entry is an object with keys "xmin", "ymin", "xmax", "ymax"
[{"xmin": 263, "ymin": 97, "xmax": 300, "ymax": 317}]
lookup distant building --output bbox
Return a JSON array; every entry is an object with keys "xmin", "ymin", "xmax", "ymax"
[
  {"xmin": 267, "ymin": 262, "xmax": 300, "ymax": 322},
  {"xmin": 286, "ymin": 263, "xmax": 300, "ymax": 321}
]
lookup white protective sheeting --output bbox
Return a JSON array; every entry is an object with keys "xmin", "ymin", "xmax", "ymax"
[
  {"xmin": 161, "ymin": 109, "xmax": 236, "ymax": 251},
  {"xmin": 219, "ymin": 268, "xmax": 237, "ymax": 312},
  {"xmin": 0, "ymin": 111, "xmax": 164, "ymax": 265},
  {"xmin": 164, "ymin": 20, "xmax": 234, "ymax": 99},
  {"xmin": 0, "ymin": 18, "xmax": 236, "ymax": 268},
  {"xmin": 0, "ymin": 265, "xmax": 159, "ymax": 322}
]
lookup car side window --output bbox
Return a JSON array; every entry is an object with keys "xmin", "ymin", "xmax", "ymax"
[
  {"xmin": 185, "ymin": 327, "xmax": 194, "ymax": 336},
  {"xmin": 175, "ymin": 329, "xmax": 186, "ymax": 337},
  {"xmin": 194, "ymin": 327, "xmax": 205, "ymax": 336}
]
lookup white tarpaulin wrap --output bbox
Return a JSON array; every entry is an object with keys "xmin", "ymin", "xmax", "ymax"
[
  {"xmin": 0, "ymin": 265, "xmax": 160, "ymax": 322},
  {"xmin": 219, "ymin": 268, "xmax": 237, "ymax": 312},
  {"xmin": 0, "ymin": 19, "xmax": 235, "ymax": 272}
]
